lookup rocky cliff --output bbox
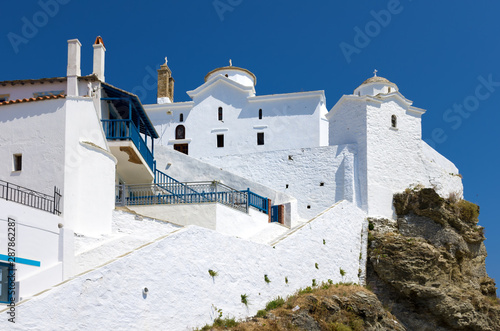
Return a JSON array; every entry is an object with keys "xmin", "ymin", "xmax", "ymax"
[{"xmin": 367, "ymin": 187, "xmax": 500, "ymax": 330}]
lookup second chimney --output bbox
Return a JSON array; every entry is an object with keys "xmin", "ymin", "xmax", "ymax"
[{"xmin": 93, "ymin": 36, "xmax": 106, "ymax": 82}]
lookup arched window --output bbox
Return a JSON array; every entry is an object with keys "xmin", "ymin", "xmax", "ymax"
[
  {"xmin": 218, "ymin": 107, "xmax": 223, "ymax": 121},
  {"xmin": 391, "ymin": 115, "xmax": 397, "ymax": 128},
  {"xmin": 258, "ymin": 109, "xmax": 263, "ymax": 120},
  {"xmin": 175, "ymin": 125, "xmax": 185, "ymax": 140},
  {"xmin": 179, "ymin": 113, "xmax": 184, "ymax": 122}
]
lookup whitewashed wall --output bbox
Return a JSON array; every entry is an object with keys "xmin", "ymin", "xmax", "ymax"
[
  {"xmin": 130, "ymin": 203, "xmax": 269, "ymax": 239},
  {"xmin": 0, "ymin": 99, "xmax": 66, "ymax": 196},
  {"xmin": 0, "ymin": 82, "xmax": 67, "ymax": 101},
  {"xmin": 201, "ymin": 145, "xmax": 358, "ymax": 220},
  {"xmin": 0, "ymin": 200, "xmax": 72, "ymax": 299},
  {"xmin": 145, "ymin": 75, "xmax": 328, "ymax": 159},
  {"xmin": 153, "ymin": 145, "xmax": 303, "ymax": 225},
  {"xmin": 0, "ymin": 200, "xmax": 366, "ymax": 331},
  {"xmin": 328, "ymin": 93, "xmax": 463, "ymax": 219},
  {"xmin": 63, "ymin": 97, "xmax": 116, "ymax": 236}
]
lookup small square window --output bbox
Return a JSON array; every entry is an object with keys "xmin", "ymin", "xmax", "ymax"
[
  {"xmin": 13, "ymin": 154, "xmax": 22, "ymax": 172},
  {"xmin": 217, "ymin": 134, "xmax": 224, "ymax": 148},
  {"xmin": 257, "ymin": 132, "xmax": 264, "ymax": 145}
]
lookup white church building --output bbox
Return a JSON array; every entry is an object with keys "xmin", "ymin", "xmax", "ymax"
[
  {"xmin": 0, "ymin": 37, "xmax": 463, "ymax": 330},
  {"xmin": 145, "ymin": 62, "xmax": 462, "ymax": 220}
]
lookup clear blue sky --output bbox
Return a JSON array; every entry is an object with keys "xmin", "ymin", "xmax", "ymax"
[{"xmin": 1, "ymin": 1, "xmax": 499, "ymax": 292}]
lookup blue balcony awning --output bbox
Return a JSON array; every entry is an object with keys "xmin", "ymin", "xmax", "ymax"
[{"xmin": 101, "ymin": 83, "xmax": 159, "ymax": 139}]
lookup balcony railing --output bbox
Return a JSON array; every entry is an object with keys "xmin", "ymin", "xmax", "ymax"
[
  {"xmin": 0, "ymin": 180, "xmax": 62, "ymax": 215},
  {"xmin": 102, "ymin": 119, "xmax": 155, "ymax": 171},
  {"xmin": 116, "ymin": 181, "xmax": 250, "ymax": 213}
]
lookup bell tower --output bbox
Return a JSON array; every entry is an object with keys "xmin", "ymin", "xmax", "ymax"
[{"xmin": 157, "ymin": 57, "xmax": 174, "ymax": 104}]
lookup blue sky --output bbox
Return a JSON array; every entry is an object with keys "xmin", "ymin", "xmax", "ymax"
[{"xmin": 1, "ymin": 1, "xmax": 499, "ymax": 292}]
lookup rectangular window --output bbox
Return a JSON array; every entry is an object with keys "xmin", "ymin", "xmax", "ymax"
[
  {"xmin": 257, "ymin": 132, "xmax": 264, "ymax": 145},
  {"xmin": 0, "ymin": 94, "xmax": 9, "ymax": 102},
  {"xmin": 13, "ymin": 154, "xmax": 22, "ymax": 172},
  {"xmin": 217, "ymin": 134, "xmax": 224, "ymax": 148},
  {"xmin": 218, "ymin": 107, "xmax": 223, "ymax": 121}
]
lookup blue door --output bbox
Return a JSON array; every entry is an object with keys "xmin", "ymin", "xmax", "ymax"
[{"xmin": 271, "ymin": 205, "xmax": 280, "ymax": 223}]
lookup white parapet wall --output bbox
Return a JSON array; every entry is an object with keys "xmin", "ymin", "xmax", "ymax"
[
  {"xmin": 0, "ymin": 200, "xmax": 72, "ymax": 300},
  {"xmin": 200, "ymin": 145, "xmax": 358, "ymax": 220},
  {"xmin": 129, "ymin": 202, "xmax": 270, "ymax": 240},
  {"xmin": 0, "ymin": 200, "xmax": 366, "ymax": 330}
]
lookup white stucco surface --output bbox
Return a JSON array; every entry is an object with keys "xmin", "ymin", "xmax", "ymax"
[
  {"xmin": 153, "ymin": 145, "xmax": 304, "ymax": 226},
  {"xmin": 328, "ymin": 89, "xmax": 463, "ymax": 219},
  {"xmin": 0, "ymin": 99, "xmax": 67, "ymax": 195},
  {"xmin": 0, "ymin": 201, "xmax": 366, "ymax": 330},
  {"xmin": 0, "ymin": 200, "xmax": 67, "ymax": 299},
  {"xmin": 129, "ymin": 203, "xmax": 270, "ymax": 240},
  {"xmin": 145, "ymin": 72, "xmax": 328, "ymax": 158},
  {"xmin": 201, "ymin": 145, "xmax": 358, "ymax": 220},
  {"xmin": 74, "ymin": 210, "xmax": 181, "ymax": 275}
]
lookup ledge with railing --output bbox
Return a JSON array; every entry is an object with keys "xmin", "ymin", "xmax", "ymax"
[
  {"xmin": 116, "ymin": 181, "xmax": 250, "ymax": 213},
  {"xmin": 0, "ymin": 180, "xmax": 62, "ymax": 215},
  {"xmin": 102, "ymin": 119, "xmax": 155, "ymax": 171},
  {"xmin": 153, "ymin": 168, "xmax": 269, "ymax": 214}
]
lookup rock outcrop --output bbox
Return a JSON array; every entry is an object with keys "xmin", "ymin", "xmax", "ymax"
[
  {"xmin": 367, "ymin": 188, "xmax": 500, "ymax": 330},
  {"xmin": 201, "ymin": 285, "xmax": 404, "ymax": 330}
]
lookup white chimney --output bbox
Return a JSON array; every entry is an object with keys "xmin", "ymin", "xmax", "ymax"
[
  {"xmin": 93, "ymin": 36, "xmax": 106, "ymax": 82},
  {"xmin": 67, "ymin": 39, "xmax": 81, "ymax": 96}
]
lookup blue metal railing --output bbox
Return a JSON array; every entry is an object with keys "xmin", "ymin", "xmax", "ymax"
[
  {"xmin": 102, "ymin": 119, "xmax": 155, "ymax": 171},
  {"xmin": 116, "ymin": 181, "xmax": 249, "ymax": 213},
  {"xmin": 245, "ymin": 189, "xmax": 269, "ymax": 214}
]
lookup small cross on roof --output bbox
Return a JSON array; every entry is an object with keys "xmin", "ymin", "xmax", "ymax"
[{"xmin": 373, "ymin": 69, "xmax": 378, "ymax": 77}]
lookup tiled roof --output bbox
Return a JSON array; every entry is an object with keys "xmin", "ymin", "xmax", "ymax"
[
  {"xmin": 0, "ymin": 75, "xmax": 98, "ymax": 86},
  {"xmin": 0, "ymin": 94, "xmax": 66, "ymax": 106}
]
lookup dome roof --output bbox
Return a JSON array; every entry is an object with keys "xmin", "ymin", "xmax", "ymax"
[
  {"xmin": 204, "ymin": 66, "xmax": 257, "ymax": 84},
  {"xmin": 361, "ymin": 76, "xmax": 397, "ymax": 89}
]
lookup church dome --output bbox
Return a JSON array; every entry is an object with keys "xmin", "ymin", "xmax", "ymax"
[
  {"xmin": 354, "ymin": 71, "xmax": 398, "ymax": 96},
  {"xmin": 205, "ymin": 63, "xmax": 256, "ymax": 88}
]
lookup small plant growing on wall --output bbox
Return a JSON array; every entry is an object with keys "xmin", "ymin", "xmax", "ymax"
[
  {"xmin": 241, "ymin": 294, "xmax": 249, "ymax": 306},
  {"xmin": 315, "ymin": 263, "xmax": 319, "ymax": 269},
  {"xmin": 285, "ymin": 277, "xmax": 288, "ymax": 284},
  {"xmin": 323, "ymin": 239, "xmax": 326, "ymax": 245},
  {"xmin": 208, "ymin": 269, "xmax": 218, "ymax": 278},
  {"xmin": 312, "ymin": 279, "xmax": 317, "ymax": 287},
  {"xmin": 340, "ymin": 268, "xmax": 346, "ymax": 282},
  {"xmin": 328, "ymin": 279, "xmax": 333, "ymax": 285},
  {"xmin": 368, "ymin": 221, "xmax": 374, "ymax": 231},
  {"xmin": 264, "ymin": 274, "xmax": 271, "ymax": 283}
]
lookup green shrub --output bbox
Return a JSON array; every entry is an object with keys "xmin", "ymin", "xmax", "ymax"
[
  {"xmin": 208, "ymin": 269, "xmax": 218, "ymax": 277},
  {"xmin": 368, "ymin": 221, "xmax": 374, "ymax": 231},
  {"xmin": 213, "ymin": 317, "xmax": 238, "ymax": 328},
  {"xmin": 264, "ymin": 274, "xmax": 271, "ymax": 283},
  {"xmin": 312, "ymin": 279, "xmax": 317, "ymax": 287},
  {"xmin": 458, "ymin": 200, "xmax": 480, "ymax": 223},
  {"xmin": 265, "ymin": 296, "xmax": 285, "ymax": 311},
  {"xmin": 256, "ymin": 309, "xmax": 267, "ymax": 318},
  {"xmin": 241, "ymin": 294, "xmax": 248, "ymax": 306}
]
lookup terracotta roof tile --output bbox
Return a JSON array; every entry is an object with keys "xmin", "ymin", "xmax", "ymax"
[{"xmin": 0, "ymin": 94, "xmax": 66, "ymax": 106}]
